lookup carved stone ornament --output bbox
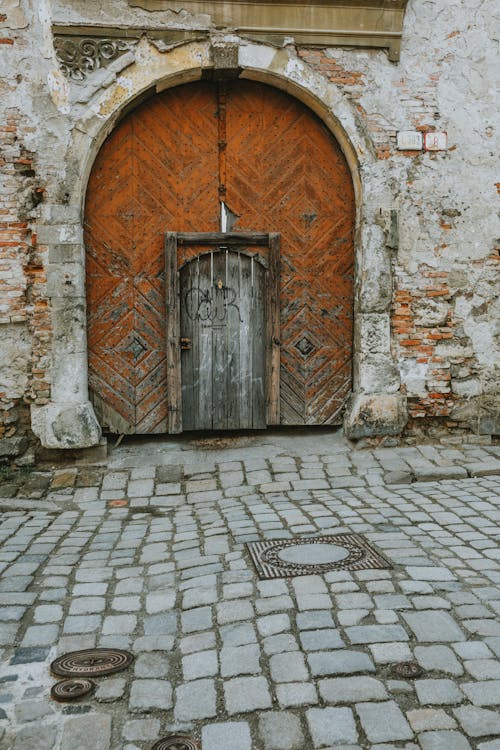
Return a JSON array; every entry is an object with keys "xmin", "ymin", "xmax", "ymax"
[{"xmin": 54, "ymin": 36, "xmax": 135, "ymax": 81}]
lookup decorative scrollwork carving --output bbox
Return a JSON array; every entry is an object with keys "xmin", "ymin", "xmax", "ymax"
[{"xmin": 54, "ymin": 36, "xmax": 133, "ymax": 81}]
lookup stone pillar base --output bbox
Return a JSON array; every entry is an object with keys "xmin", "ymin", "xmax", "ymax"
[
  {"xmin": 344, "ymin": 393, "xmax": 408, "ymax": 440},
  {"xmin": 31, "ymin": 401, "xmax": 102, "ymax": 449}
]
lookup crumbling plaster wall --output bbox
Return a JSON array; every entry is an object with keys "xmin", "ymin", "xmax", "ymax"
[{"xmin": 0, "ymin": 0, "xmax": 498, "ymax": 452}]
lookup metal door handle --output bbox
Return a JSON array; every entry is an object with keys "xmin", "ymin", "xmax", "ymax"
[{"xmin": 180, "ymin": 338, "xmax": 192, "ymax": 350}]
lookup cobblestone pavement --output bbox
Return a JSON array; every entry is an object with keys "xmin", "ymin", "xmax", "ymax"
[{"xmin": 0, "ymin": 431, "xmax": 499, "ymax": 749}]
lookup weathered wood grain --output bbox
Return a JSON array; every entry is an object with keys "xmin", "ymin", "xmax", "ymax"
[
  {"xmin": 165, "ymin": 233, "xmax": 182, "ymax": 434},
  {"xmin": 179, "ymin": 247, "xmax": 267, "ymax": 430},
  {"xmin": 85, "ymin": 80, "xmax": 355, "ymax": 433}
]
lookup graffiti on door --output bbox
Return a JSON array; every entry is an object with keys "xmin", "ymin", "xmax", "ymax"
[{"xmin": 184, "ymin": 281, "xmax": 243, "ymax": 327}]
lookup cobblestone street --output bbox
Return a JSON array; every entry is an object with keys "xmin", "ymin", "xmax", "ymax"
[{"xmin": 1, "ymin": 430, "xmax": 499, "ymax": 749}]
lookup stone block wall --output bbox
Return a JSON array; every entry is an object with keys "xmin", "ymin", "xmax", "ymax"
[{"xmin": 0, "ymin": 0, "xmax": 498, "ymax": 455}]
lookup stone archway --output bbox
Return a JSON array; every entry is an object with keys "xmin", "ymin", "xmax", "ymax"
[
  {"xmin": 31, "ymin": 39, "xmax": 406, "ymax": 449},
  {"xmin": 85, "ymin": 79, "xmax": 356, "ymax": 433}
]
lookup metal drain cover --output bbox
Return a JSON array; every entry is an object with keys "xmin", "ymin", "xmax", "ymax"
[
  {"xmin": 392, "ymin": 661, "xmax": 424, "ymax": 679},
  {"xmin": 152, "ymin": 738, "xmax": 199, "ymax": 750},
  {"xmin": 51, "ymin": 678, "xmax": 95, "ymax": 702},
  {"xmin": 247, "ymin": 534, "xmax": 392, "ymax": 579},
  {"xmin": 51, "ymin": 648, "xmax": 134, "ymax": 678}
]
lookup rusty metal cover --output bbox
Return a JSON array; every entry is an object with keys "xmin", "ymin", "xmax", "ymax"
[
  {"xmin": 50, "ymin": 649, "xmax": 134, "ymax": 678},
  {"xmin": 247, "ymin": 534, "xmax": 392, "ymax": 579},
  {"xmin": 392, "ymin": 661, "xmax": 424, "ymax": 679},
  {"xmin": 152, "ymin": 738, "xmax": 199, "ymax": 750},
  {"xmin": 51, "ymin": 678, "xmax": 95, "ymax": 702}
]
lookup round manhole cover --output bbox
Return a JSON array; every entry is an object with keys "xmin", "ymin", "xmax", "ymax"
[
  {"xmin": 392, "ymin": 661, "xmax": 424, "ymax": 679},
  {"xmin": 277, "ymin": 542, "xmax": 350, "ymax": 565},
  {"xmin": 152, "ymin": 738, "xmax": 199, "ymax": 750},
  {"xmin": 51, "ymin": 648, "xmax": 134, "ymax": 678},
  {"xmin": 51, "ymin": 678, "xmax": 95, "ymax": 702}
]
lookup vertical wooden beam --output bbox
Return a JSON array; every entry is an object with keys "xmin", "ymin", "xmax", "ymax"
[
  {"xmin": 267, "ymin": 233, "xmax": 281, "ymax": 425},
  {"xmin": 165, "ymin": 232, "xmax": 182, "ymax": 434}
]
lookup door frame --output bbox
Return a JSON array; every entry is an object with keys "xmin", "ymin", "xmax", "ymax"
[{"xmin": 165, "ymin": 231, "xmax": 281, "ymax": 434}]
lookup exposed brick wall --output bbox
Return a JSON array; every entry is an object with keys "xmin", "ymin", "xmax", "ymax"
[
  {"xmin": 393, "ymin": 273, "xmax": 455, "ymax": 420},
  {"xmin": 0, "ymin": 109, "xmax": 50, "ymax": 440},
  {"xmin": 298, "ymin": 49, "xmax": 365, "ymax": 88},
  {"xmin": 298, "ymin": 47, "xmax": 441, "ymax": 160},
  {"xmin": 393, "ymin": 251, "xmax": 500, "ymax": 425}
]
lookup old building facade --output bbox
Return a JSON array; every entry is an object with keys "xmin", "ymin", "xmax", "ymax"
[{"xmin": 0, "ymin": 0, "xmax": 498, "ymax": 457}]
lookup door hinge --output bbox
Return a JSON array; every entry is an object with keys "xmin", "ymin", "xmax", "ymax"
[{"xmin": 180, "ymin": 337, "xmax": 192, "ymax": 350}]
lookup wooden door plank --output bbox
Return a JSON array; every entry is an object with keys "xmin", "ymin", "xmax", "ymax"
[
  {"xmin": 252, "ymin": 256, "xmax": 267, "ymax": 429},
  {"xmin": 212, "ymin": 251, "xmax": 229, "ymax": 429},
  {"xmin": 238, "ymin": 251, "xmax": 253, "ymax": 429},
  {"xmin": 198, "ymin": 253, "xmax": 215, "ymax": 430},
  {"xmin": 267, "ymin": 233, "xmax": 281, "ymax": 425},
  {"xmin": 177, "ymin": 232, "xmax": 270, "ymax": 246},
  {"xmin": 180, "ymin": 258, "xmax": 195, "ymax": 431},
  {"xmin": 189, "ymin": 255, "xmax": 201, "ymax": 429},
  {"xmin": 227, "ymin": 250, "xmax": 241, "ymax": 430},
  {"xmin": 165, "ymin": 232, "xmax": 182, "ymax": 434}
]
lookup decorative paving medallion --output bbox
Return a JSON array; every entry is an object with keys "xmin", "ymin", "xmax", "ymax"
[
  {"xmin": 246, "ymin": 534, "xmax": 392, "ymax": 579},
  {"xmin": 392, "ymin": 661, "xmax": 424, "ymax": 679},
  {"xmin": 152, "ymin": 737, "xmax": 199, "ymax": 750},
  {"xmin": 50, "ymin": 649, "xmax": 134, "ymax": 678},
  {"xmin": 51, "ymin": 678, "xmax": 95, "ymax": 702}
]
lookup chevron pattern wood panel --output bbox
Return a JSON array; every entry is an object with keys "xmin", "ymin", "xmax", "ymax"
[
  {"xmin": 85, "ymin": 83, "xmax": 220, "ymax": 433},
  {"xmin": 85, "ymin": 80, "xmax": 354, "ymax": 432},
  {"xmin": 224, "ymin": 81, "xmax": 355, "ymax": 424}
]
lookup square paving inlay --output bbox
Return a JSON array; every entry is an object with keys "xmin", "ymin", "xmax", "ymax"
[{"xmin": 246, "ymin": 534, "xmax": 392, "ymax": 579}]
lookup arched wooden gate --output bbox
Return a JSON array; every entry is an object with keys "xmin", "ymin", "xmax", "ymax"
[{"xmin": 85, "ymin": 80, "xmax": 355, "ymax": 434}]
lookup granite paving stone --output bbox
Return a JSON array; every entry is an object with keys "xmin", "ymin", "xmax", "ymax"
[
  {"xmin": 95, "ymin": 677, "xmax": 127, "ymax": 701},
  {"xmin": 0, "ymin": 436, "xmax": 498, "ymax": 750},
  {"xmin": 299, "ymin": 628, "xmax": 344, "ymax": 651},
  {"xmin": 122, "ymin": 718, "xmax": 161, "ymax": 741},
  {"xmin": 224, "ymin": 676, "xmax": 272, "ymax": 714},
  {"xmin": 319, "ymin": 676, "xmax": 387, "ymax": 703},
  {"xmin": 129, "ymin": 679, "xmax": 173, "ymax": 712},
  {"xmin": 406, "ymin": 708, "xmax": 457, "ymax": 731},
  {"xmin": 418, "ymin": 730, "xmax": 472, "ymax": 750},
  {"xmin": 258, "ymin": 711, "xmax": 305, "ymax": 749},
  {"xmin": 202, "ymin": 722, "xmax": 252, "ymax": 750},
  {"xmin": 356, "ymin": 700, "xmax": 414, "ymax": 742},
  {"xmin": 220, "ymin": 644, "xmax": 260, "ymax": 677},
  {"xmin": 276, "ymin": 682, "xmax": 319, "ymax": 707},
  {"xmin": 308, "ymin": 650, "xmax": 375, "ymax": 676},
  {"xmin": 454, "ymin": 706, "xmax": 500, "ymax": 737},
  {"xmin": 306, "ymin": 707, "xmax": 358, "ymax": 747},
  {"xmin": 269, "ymin": 651, "xmax": 309, "ymax": 682},
  {"xmin": 174, "ymin": 678, "xmax": 216, "ymax": 720},
  {"xmin": 414, "ymin": 645, "xmax": 464, "ymax": 675},
  {"xmin": 134, "ymin": 652, "xmax": 170, "ymax": 678},
  {"xmin": 345, "ymin": 624, "xmax": 409, "ymax": 644},
  {"xmin": 460, "ymin": 680, "xmax": 500, "ymax": 706},
  {"xmin": 403, "ymin": 611, "xmax": 466, "ymax": 642},
  {"xmin": 14, "ymin": 724, "xmax": 57, "ymax": 750},
  {"xmin": 414, "ymin": 678, "xmax": 464, "ymax": 705}
]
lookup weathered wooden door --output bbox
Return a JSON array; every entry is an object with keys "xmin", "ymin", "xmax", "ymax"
[
  {"xmin": 181, "ymin": 249, "xmax": 265, "ymax": 430},
  {"xmin": 166, "ymin": 232, "xmax": 280, "ymax": 433},
  {"xmin": 85, "ymin": 80, "xmax": 355, "ymax": 434}
]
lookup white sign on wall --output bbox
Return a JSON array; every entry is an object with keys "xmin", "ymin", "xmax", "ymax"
[
  {"xmin": 424, "ymin": 132, "xmax": 448, "ymax": 151},
  {"xmin": 397, "ymin": 131, "xmax": 423, "ymax": 151}
]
